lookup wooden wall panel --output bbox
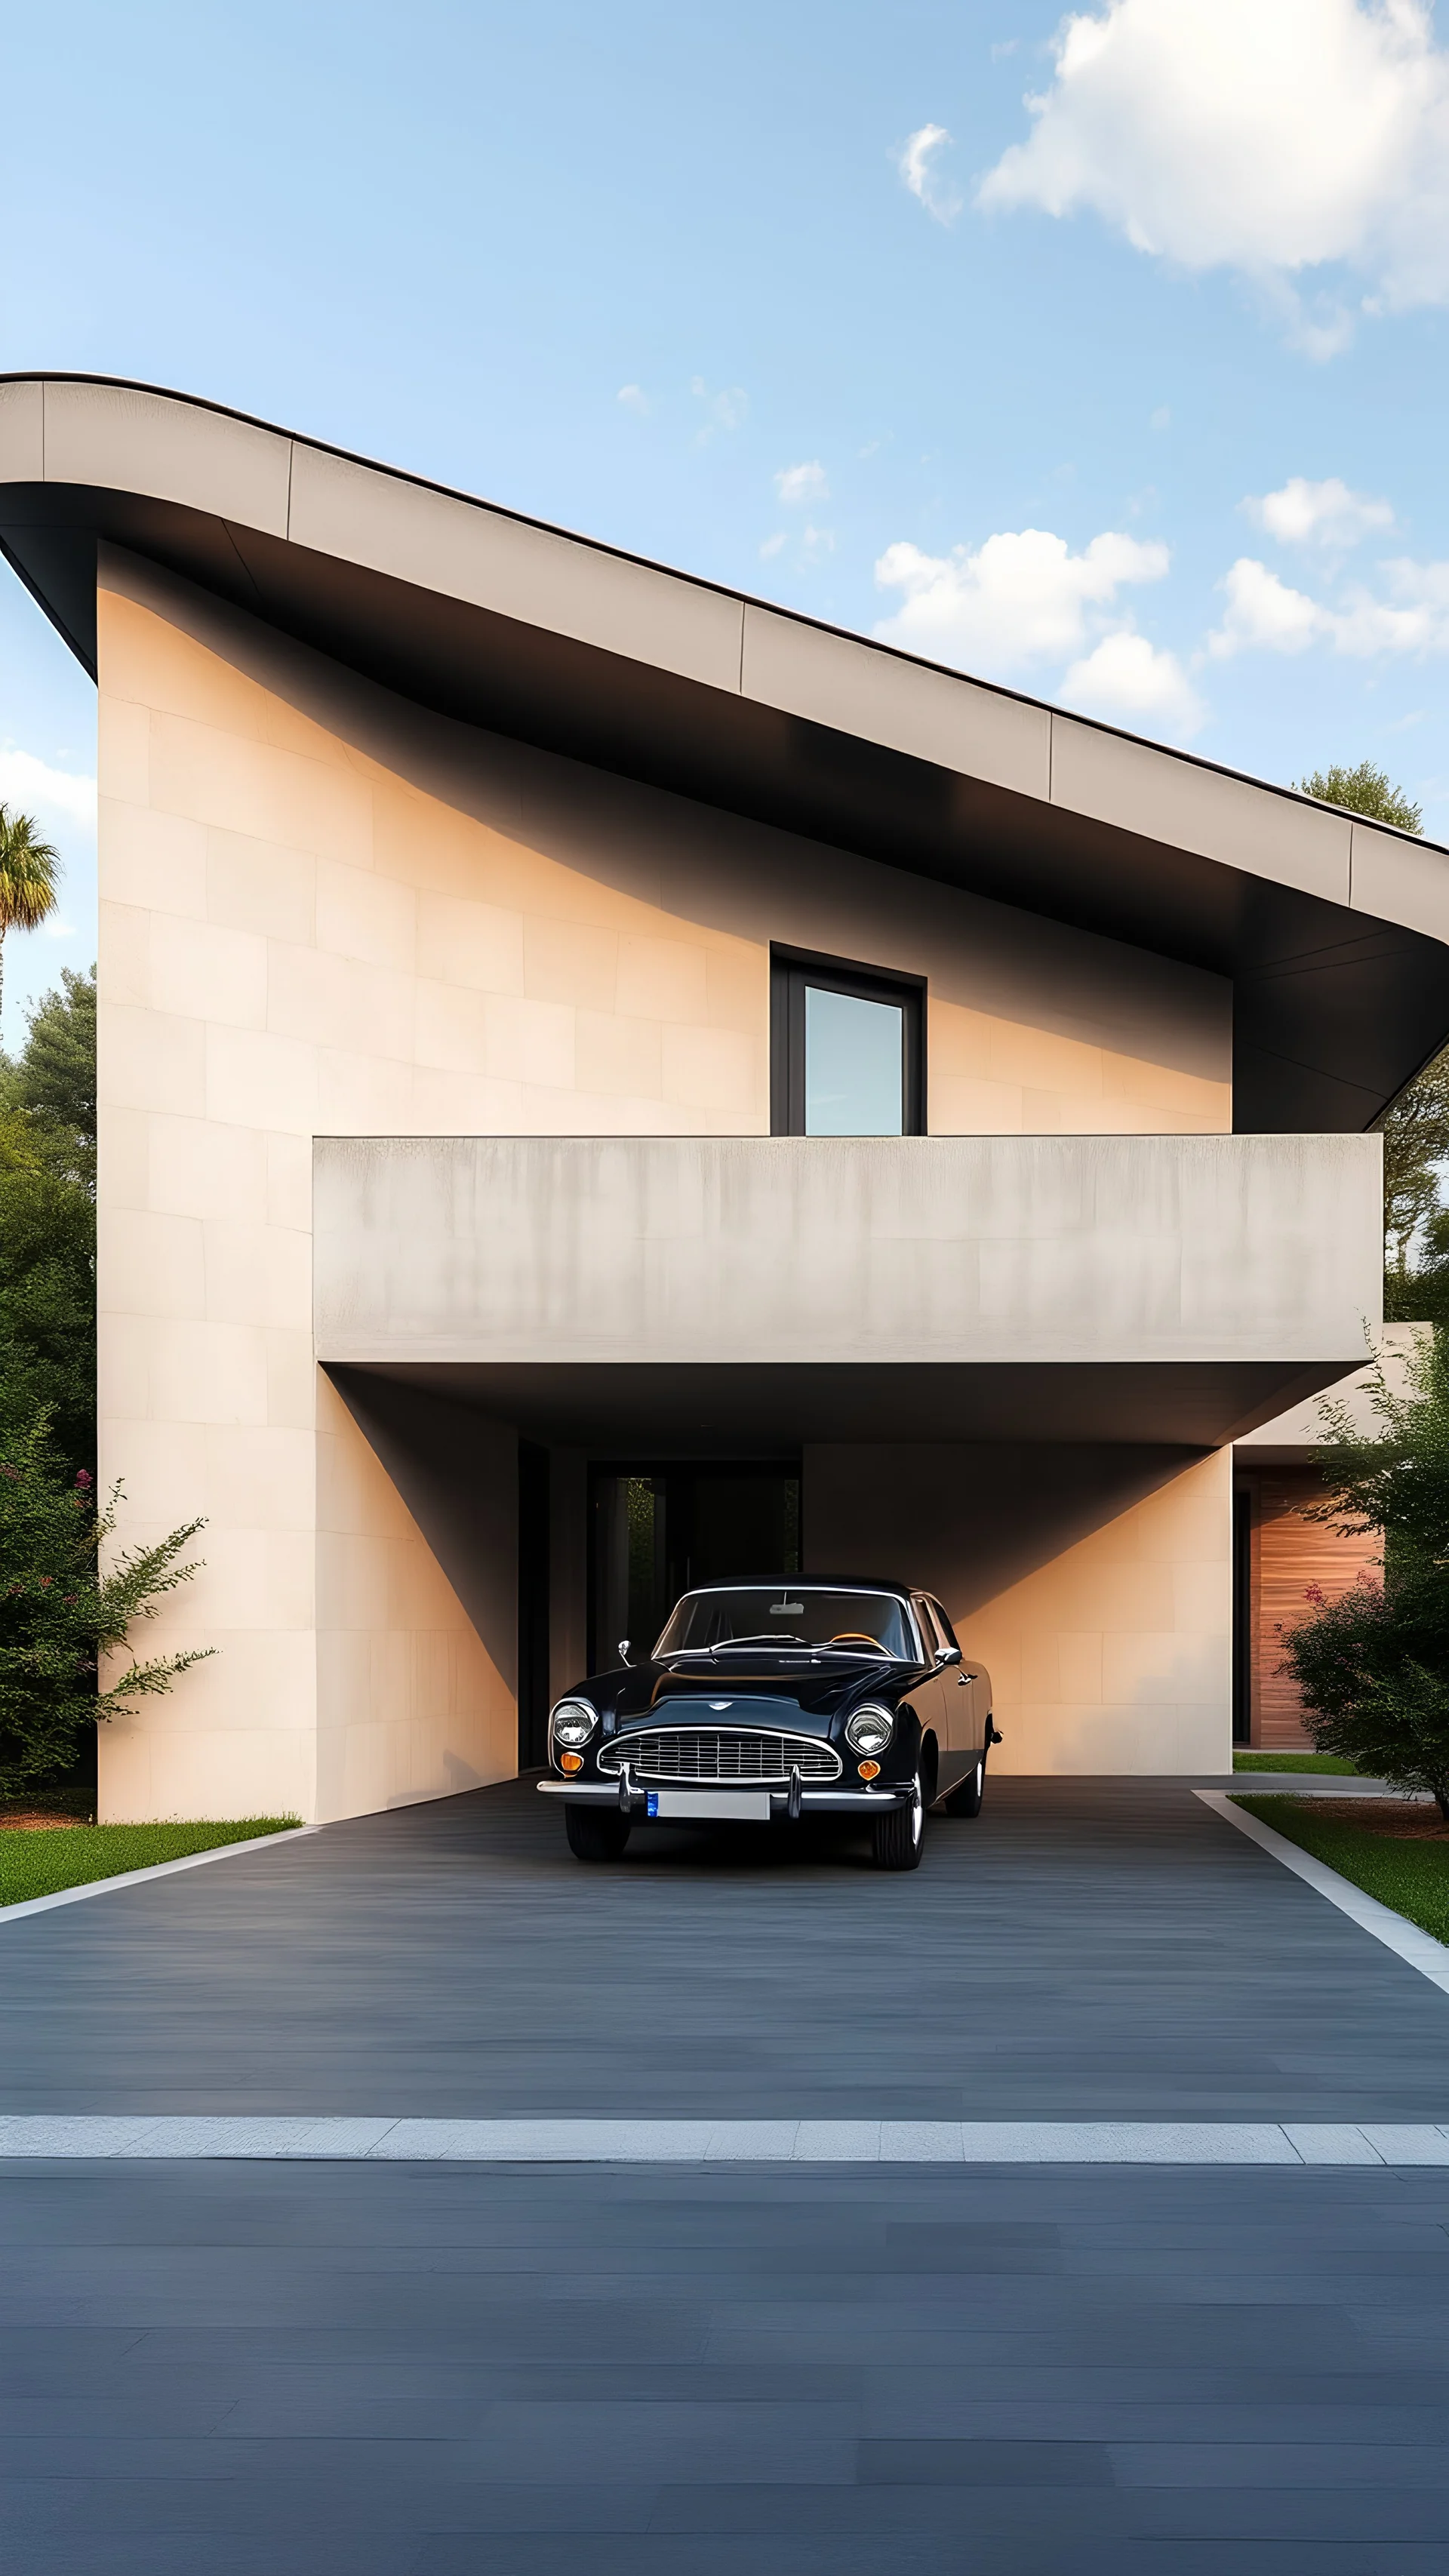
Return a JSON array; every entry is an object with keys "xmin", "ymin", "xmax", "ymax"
[{"xmin": 1249, "ymin": 1467, "xmax": 1380, "ymax": 1750}]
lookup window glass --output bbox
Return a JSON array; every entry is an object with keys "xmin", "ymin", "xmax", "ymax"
[
  {"xmin": 804, "ymin": 986, "xmax": 904, "ymax": 1135},
  {"xmin": 655, "ymin": 1585, "xmax": 915, "ymax": 1660},
  {"xmin": 916, "ymin": 1597, "xmax": 946, "ymax": 1656},
  {"xmin": 930, "ymin": 1599, "xmax": 960, "ymax": 1654}
]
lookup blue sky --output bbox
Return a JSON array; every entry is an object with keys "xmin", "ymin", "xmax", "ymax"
[{"xmin": 4, "ymin": 0, "xmax": 1449, "ymax": 1044}]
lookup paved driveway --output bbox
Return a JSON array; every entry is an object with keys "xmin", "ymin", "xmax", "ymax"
[
  {"xmin": 5, "ymin": 2156, "xmax": 1449, "ymax": 2574},
  {"xmin": 2, "ymin": 1775, "xmax": 1448, "ymax": 2123},
  {"xmin": 6, "ymin": 1777, "xmax": 1449, "ymax": 2574}
]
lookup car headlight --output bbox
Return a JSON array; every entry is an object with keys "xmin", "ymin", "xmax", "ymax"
[
  {"xmin": 550, "ymin": 1699, "xmax": 598, "ymax": 1750},
  {"xmin": 845, "ymin": 1703, "xmax": 894, "ymax": 1757}
]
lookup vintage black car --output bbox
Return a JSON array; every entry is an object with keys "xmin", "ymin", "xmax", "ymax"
[{"xmin": 537, "ymin": 1578, "xmax": 998, "ymax": 1870}]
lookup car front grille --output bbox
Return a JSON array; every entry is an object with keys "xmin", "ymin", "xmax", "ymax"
[{"xmin": 598, "ymin": 1728, "xmax": 841, "ymax": 1784}]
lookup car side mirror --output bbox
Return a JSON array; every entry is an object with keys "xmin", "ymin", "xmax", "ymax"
[
  {"xmin": 934, "ymin": 1643, "xmax": 961, "ymax": 1668},
  {"xmin": 618, "ymin": 1638, "xmax": 632, "ymax": 1667}
]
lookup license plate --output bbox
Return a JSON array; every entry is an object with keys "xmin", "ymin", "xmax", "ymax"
[{"xmin": 645, "ymin": 1789, "xmax": 772, "ymax": 1822}]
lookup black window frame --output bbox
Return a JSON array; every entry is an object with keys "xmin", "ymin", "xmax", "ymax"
[{"xmin": 770, "ymin": 945, "xmax": 926, "ymax": 1137}]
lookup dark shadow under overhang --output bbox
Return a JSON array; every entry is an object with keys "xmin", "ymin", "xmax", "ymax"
[
  {"xmin": 331, "ymin": 1358, "xmax": 1354, "ymax": 1452},
  {"xmin": 5, "ymin": 471, "xmax": 1448, "ymax": 1134}
]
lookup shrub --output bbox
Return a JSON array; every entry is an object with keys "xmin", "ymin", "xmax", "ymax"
[
  {"xmin": 1280, "ymin": 1569, "xmax": 1449, "ymax": 1817},
  {"xmin": 1279, "ymin": 1328, "xmax": 1449, "ymax": 1817},
  {"xmin": 0, "ymin": 1412, "xmax": 213, "ymax": 1798}
]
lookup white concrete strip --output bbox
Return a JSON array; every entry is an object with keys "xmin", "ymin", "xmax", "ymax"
[
  {"xmin": 1219, "ymin": 1776, "xmax": 1432, "ymax": 1799},
  {"xmin": 1197, "ymin": 1790, "xmax": 1449, "ymax": 1996},
  {"xmin": 2, "ymin": 2116, "xmax": 1449, "ymax": 2164},
  {"xmin": 0, "ymin": 1827, "xmax": 315, "ymax": 1922}
]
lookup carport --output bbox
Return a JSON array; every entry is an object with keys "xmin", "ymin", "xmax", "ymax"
[{"xmin": 315, "ymin": 1127, "xmax": 1378, "ymax": 1795}]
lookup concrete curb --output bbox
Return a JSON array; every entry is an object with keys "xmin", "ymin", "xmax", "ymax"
[{"xmin": 0, "ymin": 1826, "xmax": 316, "ymax": 1923}]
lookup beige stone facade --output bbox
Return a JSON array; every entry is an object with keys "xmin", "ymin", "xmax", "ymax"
[
  {"xmin": 96, "ymin": 543, "xmax": 1247, "ymax": 1814},
  {"xmin": 0, "ymin": 371, "xmax": 1417, "ymax": 1822},
  {"xmin": 806, "ymin": 1445, "xmax": 1231, "ymax": 1778}
]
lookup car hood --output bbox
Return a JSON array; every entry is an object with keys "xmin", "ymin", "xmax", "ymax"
[{"xmin": 605, "ymin": 1652, "xmax": 917, "ymax": 1732}]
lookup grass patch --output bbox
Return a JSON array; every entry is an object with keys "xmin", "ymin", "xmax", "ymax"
[
  {"xmin": 1233, "ymin": 1796, "xmax": 1449, "ymax": 1946},
  {"xmin": 1232, "ymin": 1751, "xmax": 1364, "ymax": 1774},
  {"xmin": 0, "ymin": 1818, "xmax": 301, "ymax": 1907}
]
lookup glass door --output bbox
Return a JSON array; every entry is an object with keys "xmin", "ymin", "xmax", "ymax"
[{"xmin": 589, "ymin": 1461, "xmax": 801, "ymax": 1671}]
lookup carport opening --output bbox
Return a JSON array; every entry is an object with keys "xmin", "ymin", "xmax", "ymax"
[{"xmin": 588, "ymin": 1460, "xmax": 801, "ymax": 1670}]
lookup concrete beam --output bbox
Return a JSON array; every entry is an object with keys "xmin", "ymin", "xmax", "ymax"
[{"xmin": 314, "ymin": 1132, "xmax": 1381, "ymax": 1404}]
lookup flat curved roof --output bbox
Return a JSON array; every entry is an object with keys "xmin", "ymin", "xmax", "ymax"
[{"xmin": 2, "ymin": 370, "xmax": 1447, "ymax": 1134}]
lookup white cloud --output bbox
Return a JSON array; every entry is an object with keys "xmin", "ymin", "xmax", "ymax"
[
  {"xmin": 1208, "ymin": 558, "xmax": 1326, "ymax": 658},
  {"xmin": 774, "ymin": 460, "xmax": 829, "ymax": 506},
  {"xmin": 0, "ymin": 749, "xmax": 97, "ymax": 831},
  {"xmin": 616, "ymin": 383, "xmax": 649, "ymax": 417},
  {"xmin": 690, "ymin": 377, "xmax": 748, "ymax": 440},
  {"xmin": 1208, "ymin": 550, "xmax": 1449, "ymax": 658},
  {"xmin": 874, "ymin": 525, "xmax": 1168, "ymax": 672},
  {"xmin": 977, "ymin": 0, "xmax": 1449, "ymax": 343},
  {"xmin": 758, "ymin": 524, "xmax": 834, "ymax": 569},
  {"xmin": 1247, "ymin": 474, "xmax": 1394, "ymax": 546},
  {"xmin": 898, "ymin": 123, "xmax": 962, "ymax": 223},
  {"xmin": 1062, "ymin": 631, "xmax": 1205, "ymax": 736}
]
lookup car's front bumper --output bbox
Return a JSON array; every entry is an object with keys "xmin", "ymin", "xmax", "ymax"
[{"xmin": 536, "ymin": 1779, "xmax": 912, "ymax": 1814}]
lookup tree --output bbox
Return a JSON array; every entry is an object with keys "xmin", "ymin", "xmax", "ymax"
[
  {"xmin": 1297, "ymin": 759, "xmax": 1423, "ymax": 835},
  {"xmin": 17, "ymin": 967, "xmax": 94, "ymax": 1181},
  {"xmin": 0, "ymin": 972, "xmax": 96, "ymax": 1475},
  {"xmin": 0, "ymin": 1114, "xmax": 96, "ymax": 1475},
  {"xmin": 0, "ymin": 1412, "xmax": 213, "ymax": 1798},
  {"xmin": 1278, "ymin": 1329, "xmax": 1449, "ymax": 1813},
  {"xmin": 1303, "ymin": 1324, "xmax": 1449, "ymax": 1565},
  {"xmin": 0, "ymin": 807, "xmax": 60, "ymax": 1027},
  {"xmin": 1299, "ymin": 765, "xmax": 1449, "ymax": 1311},
  {"xmin": 1381, "ymin": 1057, "xmax": 1449, "ymax": 1297}
]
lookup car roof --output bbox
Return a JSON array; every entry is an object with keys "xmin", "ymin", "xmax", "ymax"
[{"xmin": 673, "ymin": 1577, "xmax": 917, "ymax": 1603}]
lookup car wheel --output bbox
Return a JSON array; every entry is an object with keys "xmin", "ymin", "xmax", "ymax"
[
  {"xmin": 870, "ymin": 1768, "xmax": 925, "ymax": 1871},
  {"xmin": 564, "ymin": 1807, "xmax": 631, "ymax": 1862},
  {"xmin": 946, "ymin": 1751, "xmax": 986, "ymax": 1818}
]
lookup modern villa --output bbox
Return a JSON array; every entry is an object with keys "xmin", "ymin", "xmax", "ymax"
[{"xmin": 1, "ymin": 373, "xmax": 1443, "ymax": 1821}]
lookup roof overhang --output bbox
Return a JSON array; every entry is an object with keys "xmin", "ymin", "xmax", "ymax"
[{"xmin": 3, "ymin": 372, "xmax": 1448, "ymax": 1134}]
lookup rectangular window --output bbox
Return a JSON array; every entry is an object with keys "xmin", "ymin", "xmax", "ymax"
[{"xmin": 771, "ymin": 948, "xmax": 925, "ymax": 1136}]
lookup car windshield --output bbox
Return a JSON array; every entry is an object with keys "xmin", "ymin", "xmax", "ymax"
[{"xmin": 654, "ymin": 1587, "xmax": 916, "ymax": 1660}]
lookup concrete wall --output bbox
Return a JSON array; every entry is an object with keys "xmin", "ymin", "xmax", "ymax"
[
  {"xmin": 1235, "ymin": 1322, "xmax": 1426, "ymax": 1460},
  {"xmin": 316, "ymin": 1374, "xmax": 518, "ymax": 1822},
  {"xmin": 94, "ymin": 543, "xmax": 1246, "ymax": 1817},
  {"xmin": 804, "ymin": 1444, "xmax": 1232, "ymax": 1774},
  {"xmin": 312, "ymin": 1132, "xmax": 1382, "ymax": 1374}
]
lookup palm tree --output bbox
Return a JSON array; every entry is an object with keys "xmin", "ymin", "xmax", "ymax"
[{"xmin": 0, "ymin": 806, "xmax": 61, "ymax": 1029}]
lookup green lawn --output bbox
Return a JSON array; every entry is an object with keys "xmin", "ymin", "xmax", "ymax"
[
  {"xmin": 1232, "ymin": 1751, "xmax": 1364, "ymax": 1774},
  {"xmin": 1233, "ymin": 1796, "xmax": 1449, "ymax": 1945},
  {"xmin": 0, "ymin": 1818, "xmax": 301, "ymax": 1907}
]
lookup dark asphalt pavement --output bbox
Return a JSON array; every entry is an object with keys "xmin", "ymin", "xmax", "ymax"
[
  {"xmin": 5, "ymin": 2156, "xmax": 1449, "ymax": 2574},
  {"xmin": 2, "ymin": 1774, "xmax": 1449, "ymax": 2122},
  {"xmin": 5, "ymin": 1775, "xmax": 1449, "ymax": 2572}
]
